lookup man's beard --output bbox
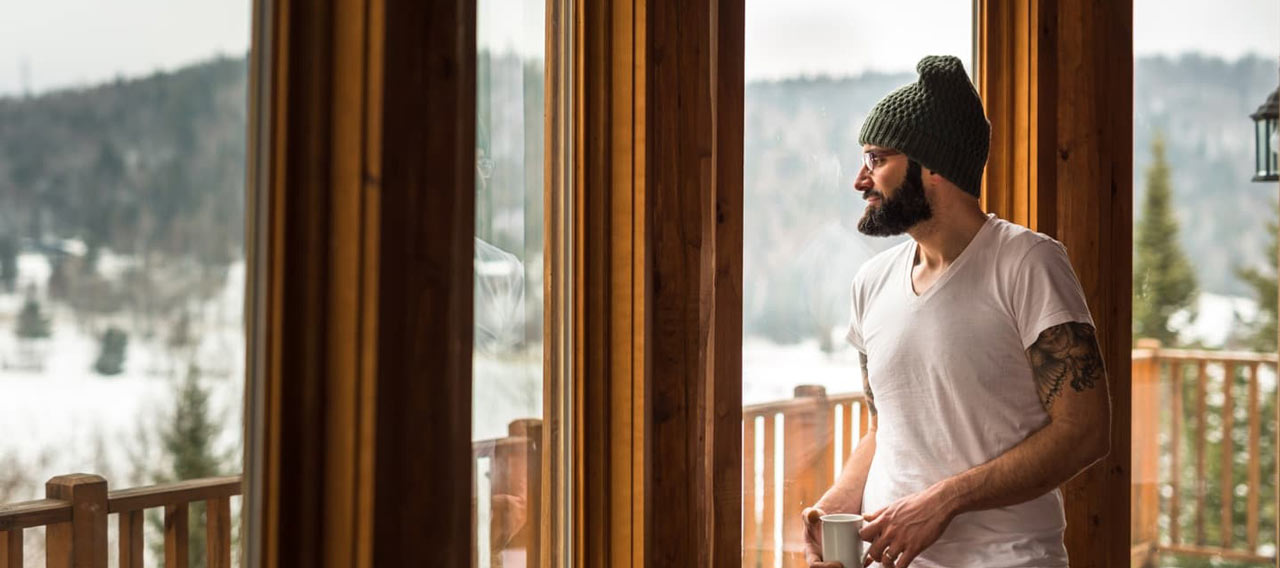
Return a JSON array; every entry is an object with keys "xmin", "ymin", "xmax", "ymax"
[{"xmin": 857, "ymin": 160, "xmax": 932, "ymax": 236}]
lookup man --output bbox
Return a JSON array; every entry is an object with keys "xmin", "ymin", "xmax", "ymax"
[{"xmin": 800, "ymin": 55, "xmax": 1112, "ymax": 568}]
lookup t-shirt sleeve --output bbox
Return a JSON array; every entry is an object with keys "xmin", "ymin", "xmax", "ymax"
[
  {"xmin": 1011, "ymin": 240, "xmax": 1095, "ymax": 349},
  {"xmin": 845, "ymin": 278, "xmax": 865, "ymax": 352}
]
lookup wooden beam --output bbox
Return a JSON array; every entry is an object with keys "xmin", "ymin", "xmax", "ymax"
[
  {"xmin": 370, "ymin": 0, "xmax": 475, "ymax": 565},
  {"xmin": 643, "ymin": 0, "xmax": 743, "ymax": 564},
  {"xmin": 1049, "ymin": 1, "xmax": 1133, "ymax": 565}
]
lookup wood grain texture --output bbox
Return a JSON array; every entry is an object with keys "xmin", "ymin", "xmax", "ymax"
[
  {"xmin": 207, "ymin": 497, "xmax": 232, "ymax": 568},
  {"xmin": 0, "ymin": 530, "xmax": 21, "ymax": 568},
  {"xmin": 119, "ymin": 510, "xmax": 144, "ymax": 568},
  {"xmin": 165, "ymin": 503, "xmax": 190, "ymax": 568},
  {"xmin": 108, "ymin": 477, "xmax": 241, "ymax": 514},
  {"xmin": 642, "ymin": 0, "xmax": 743, "ymax": 564},
  {"xmin": 1052, "ymin": 1, "xmax": 1133, "ymax": 561},
  {"xmin": 45, "ymin": 474, "xmax": 108, "ymax": 568},
  {"xmin": 371, "ymin": 0, "xmax": 475, "ymax": 566}
]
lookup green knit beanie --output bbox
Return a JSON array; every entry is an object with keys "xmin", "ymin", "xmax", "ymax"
[{"xmin": 859, "ymin": 55, "xmax": 990, "ymax": 198}]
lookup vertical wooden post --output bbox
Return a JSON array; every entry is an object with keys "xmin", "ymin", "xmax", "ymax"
[
  {"xmin": 743, "ymin": 415, "xmax": 758, "ymax": 566},
  {"xmin": 1247, "ymin": 362, "xmax": 1261, "ymax": 552},
  {"xmin": 0, "ymin": 529, "xmax": 21, "ymax": 568},
  {"xmin": 1196, "ymin": 361, "xmax": 1209, "ymax": 545},
  {"xmin": 781, "ymin": 386, "xmax": 832, "ymax": 568},
  {"xmin": 761, "ymin": 415, "xmax": 777, "ymax": 568},
  {"xmin": 207, "ymin": 497, "xmax": 232, "ymax": 568},
  {"xmin": 45, "ymin": 474, "xmax": 108, "ymax": 568},
  {"xmin": 165, "ymin": 503, "xmax": 190, "ymax": 568},
  {"xmin": 1221, "ymin": 362, "xmax": 1237, "ymax": 548},
  {"xmin": 1170, "ymin": 362, "xmax": 1184, "ymax": 546},
  {"xmin": 119, "ymin": 510, "xmax": 144, "ymax": 568},
  {"xmin": 1131, "ymin": 339, "xmax": 1160, "ymax": 565}
]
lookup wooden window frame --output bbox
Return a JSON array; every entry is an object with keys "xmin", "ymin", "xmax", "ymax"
[
  {"xmin": 572, "ymin": 0, "xmax": 1134, "ymax": 566},
  {"xmin": 248, "ymin": 0, "xmax": 1136, "ymax": 566}
]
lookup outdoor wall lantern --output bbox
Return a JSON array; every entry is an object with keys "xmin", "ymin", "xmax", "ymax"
[{"xmin": 1251, "ymin": 85, "xmax": 1278, "ymax": 183}]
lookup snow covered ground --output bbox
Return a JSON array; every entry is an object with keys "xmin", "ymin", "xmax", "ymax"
[{"xmin": 0, "ymin": 253, "xmax": 245, "ymax": 501}]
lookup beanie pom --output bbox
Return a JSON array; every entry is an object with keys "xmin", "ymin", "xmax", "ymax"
[{"xmin": 916, "ymin": 55, "xmax": 966, "ymax": 87}]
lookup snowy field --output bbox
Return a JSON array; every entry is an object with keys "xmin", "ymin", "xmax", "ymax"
[{"xmin": 0, "ymin": 253, "xmax": 245, "ymax": 501}]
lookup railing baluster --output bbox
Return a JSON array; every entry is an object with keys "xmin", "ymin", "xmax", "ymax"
[
  {"xmin": 119, "ymin": 510, "xmax": 144, "ymax": 568},
  {"xmin": 165, "ymin": 503, "xmax": 189, "ymax": 568},
  {"xmin": 1196, "ymin": 360, "xmax": 1208, "ymax": 545},
  {"xmin": 744, "ymin": 414, "xmax": 758, "ymax": 567},
  {"xmin": 207, "ymin": 497, "xmax": 232, "ymax": 568},
  {"xmin": 1170, "ymin": 361, "xmax": 1184, "ymax": 545},
  {"xmin": 841, "ymin": 402, "xmax": 853, "ymax": 472},
  {"xmin": 1246, "ymin": 362, "xmax": 1261, "ymax": 552},
  {"xmin": 762, "ymin": 414, "xmax": 776, "ymax": 568},
  {"xmin": 783, "ymin": 387, "xmax": 831, "ymax": 567},
  {"xmin": 1132, "ymin": 343, "xmax": 1161, "ymax": 552},
  {"xmin": 0, "ymin": 529, "xmax": 21, "ymax": 568},
  {"xmin": 1221, "ymin": 362, "xmax": 1236, "ymax": 548}
]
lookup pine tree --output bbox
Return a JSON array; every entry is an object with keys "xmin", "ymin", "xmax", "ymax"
[
  {"xmin": 1133, "ymin": 133, "xmax": 1198, "ymax": 346},
  {"xmin": 15, "ymin": 296, "xmax": 51, "ymax": 339},
  {"xmin": 149, "ymin": 364, "xmax": 223, "ymax": 567},
  {"xmin": 0, "ymin": 236, "xmax": 18, "ymax": 293},
  {"xmin": 1235, "ymin": 199, "xmax": 1278, "ymax": 353},
  {"xmin": 93, "ymin": 327, "xmax": 128, "ymax": 376}
]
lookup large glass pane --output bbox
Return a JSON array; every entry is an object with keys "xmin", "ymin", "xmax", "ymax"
[
  {"xmin": 1131, "ymin": 1, "xmax": 1279, "ymax": 565},
  {"xmin": 742, "ymin": 2, "xmax": 973, "ymax": 565},
  {"xmin": 473, "ymin": 1, "xmax": 550, "ymax": 567},
  {"xmin": 0, "ymin": 2, "xmax": 250, "ymax": 565}
]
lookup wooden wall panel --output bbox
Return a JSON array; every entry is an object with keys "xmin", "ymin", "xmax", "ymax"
[
  {"xmin": 371, "ymin": 0, "xmax": 475, "ymax": 564},
  {"xmin": 252, "ymin": 0, "xmax": 471, "ymax": 565},
  {"xmin": 575, "ymin": 0, "xmax": 743, "ymax": 564},
  {"xmin": 644, "ymin": 0, "xmax": 743, "ymax": 564},
  {"xmin": 1052, "ymin": 2, "xmax": 1132, "ymax": 566}
]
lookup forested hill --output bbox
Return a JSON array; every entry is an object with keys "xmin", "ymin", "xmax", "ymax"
[{"xmin": 0, "ymin": 56, "xmax": 247, "ymax": 266}]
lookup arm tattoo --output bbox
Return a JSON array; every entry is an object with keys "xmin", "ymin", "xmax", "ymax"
[
  {"xmin": 1026, "ymin": 322, "xmax": 1106, "ymax": 412},
  {"xmin": 860, "ymin": 352, "xmax": 876, "ymax": 416}
]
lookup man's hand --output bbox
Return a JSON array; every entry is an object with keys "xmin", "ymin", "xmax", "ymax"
[
  {"xmin": 801, "ymin": 507, "xmax": 845, "ymax": 567},
  {"xmin": 858, "ymin": 487, "xmax": 954, "ymax": 567}
]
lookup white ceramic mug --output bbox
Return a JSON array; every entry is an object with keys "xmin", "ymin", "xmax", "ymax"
[{"xmin": 820, "ymin": 513, "xmax": 864, "ymax": 568}]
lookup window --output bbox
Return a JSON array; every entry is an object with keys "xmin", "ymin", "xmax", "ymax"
[
  {"xmin": 473, "ymin": 0, "xmax": 566, "ymax": 566},
  {"xmin": 741, "ymin": 2, "xmax": 974, "ymax": 564},
  {"xmin": 0, "ymin": 1, "xmax": 250, "ymax": 565},
  {"xmin": 1130, "ymin": 1, "xmax": 1280, "ymax": 565}
]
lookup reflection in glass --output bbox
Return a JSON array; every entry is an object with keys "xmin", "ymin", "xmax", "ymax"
[
  {"xmin": 473, "ymin": 0, "xmax": 546, "ymax": 566},
  {"xmin": 1132, "ymin": 0, "xmax": 1280, "ymax": 564}
]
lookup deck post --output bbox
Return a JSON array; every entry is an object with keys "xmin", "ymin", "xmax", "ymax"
[{"xmin": 45, "ymin": 474, "xmax": 108, "ymax": 568}]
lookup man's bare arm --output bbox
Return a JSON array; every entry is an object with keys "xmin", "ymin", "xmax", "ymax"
[{"xmin": 932, "ymin": 321, "xmax": 1111, "ymax": 514}]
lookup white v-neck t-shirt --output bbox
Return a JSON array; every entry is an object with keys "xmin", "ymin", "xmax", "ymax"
[{"xmin": 846, "ymin": 214, "xmax": 1094, "ymax": 568}]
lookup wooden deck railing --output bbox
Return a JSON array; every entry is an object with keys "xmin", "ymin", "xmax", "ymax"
[
  {"xmin": 744, "ymin": 344, "xmax": 1279, "ymax": 568},
  {"xmin": 4, "ymin": 344, "xmax": 1274, "ymax": 567},
  {"xmin": 743, "ymin": 385, "xmax": 870, "ymax": 568},
  {"xmin": 472, "ymin": 418, "xmax": 542, "ymax": 568},
  {"xmin": 1132, "ymin": 340, "xmax": 1278, "ymax": 567},
  {"xmin": 0, "ymin": 474, "xmax": 240, "ymax": 568}
]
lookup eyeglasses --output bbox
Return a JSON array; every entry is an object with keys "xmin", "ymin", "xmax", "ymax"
[{"xmin": 862, "ymin": 149, "xmax": 902, "ymax": 173}]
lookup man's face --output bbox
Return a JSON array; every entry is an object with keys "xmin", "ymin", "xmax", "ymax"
[{"xmin": 854, "ymin": 145, "xmax": 932, "ymax": 236}]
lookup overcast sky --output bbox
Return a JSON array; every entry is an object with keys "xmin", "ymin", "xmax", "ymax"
[{"xmin": 0, "ymin": 0, "xmax": 1275, "ymax": 96}]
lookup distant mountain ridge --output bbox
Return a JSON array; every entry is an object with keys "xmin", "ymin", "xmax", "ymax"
[{"xmin": 0, "ymin": 52, "xmax": 1271, "ymax": 327}]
